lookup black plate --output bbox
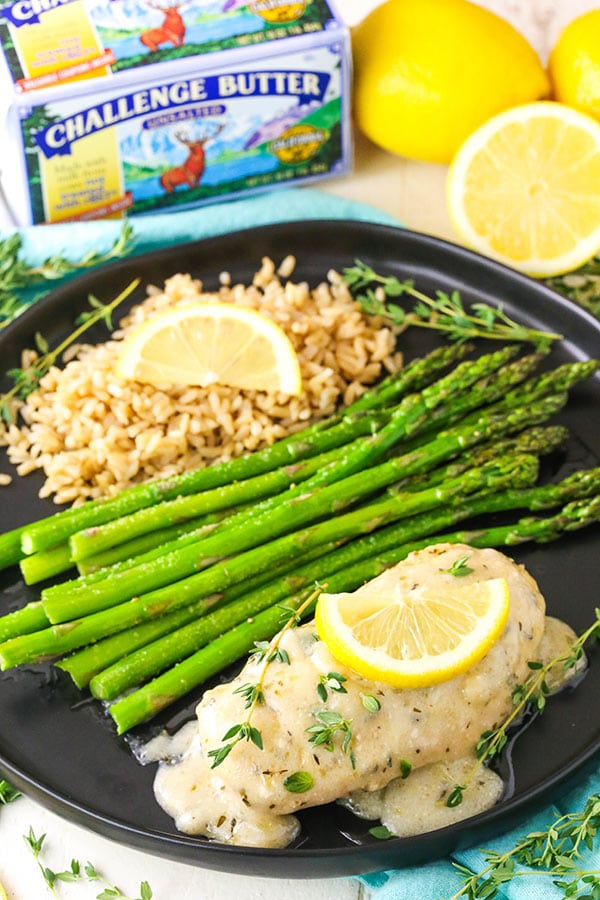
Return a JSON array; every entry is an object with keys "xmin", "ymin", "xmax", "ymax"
[{"xmin": 1, "ymin": 220, "xmax": 599, "ymax": 879}]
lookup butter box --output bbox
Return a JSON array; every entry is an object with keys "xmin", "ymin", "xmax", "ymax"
[{"xmin": 0, "ymin": 0, "xmax": 351, "ymax": 224}]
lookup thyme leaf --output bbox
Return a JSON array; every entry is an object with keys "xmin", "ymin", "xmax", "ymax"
[
  {"xmin": 306, "ymin": 710, "xmax": 353, "ymax": 756},
  {"xmin": 342, "ymin": 260, "xmax": 563, "ymax": 349},
  {"xmin": 442, "ymin": 554, "xmax": 475, "ymax": 577},
  {"xmin": 0, "ymin": 778, "xmax": 21, "ymax": 804},
  {"xmin": 399, "ymin": 759, "xmax": 412, "ymax": 779},
  {"xmin": 360, "ymin": 692, "xmax": 381, "ymax": 712},
  {"xmin": 283, "ymin": 771, "xmax": 314, "ymax": 793},
  {"xmin": 317, "ymin": 671, "xmax": 348, "ymax": 701},
  {"xmin": 0, "ymin": 279, "xmax": 140, "ymax": 425},
  {"xmin": 369, "ymin": 824, "xmax": 395, "ymax": 840}
]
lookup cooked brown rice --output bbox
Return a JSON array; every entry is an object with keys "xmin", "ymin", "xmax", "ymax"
[{"xmin": 0, "ymin": 256, "xmax": 402, "ymax": 505}]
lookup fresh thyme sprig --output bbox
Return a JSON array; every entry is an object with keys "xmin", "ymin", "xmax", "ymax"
[
  {"xmin": 0, "ymin": 223, "xmax": 135, "ymax": 326},
  {"xmin": 342, "ymin": 260, "xmax": 563, "ymax": 348},
  {"xmin": 0, "ymin": 778, "xmax": 21, "ymax": 804},
  {"xmin": 207, "ymin": 584, "xmax": 325, "ymax": 769},
  {"xmin": 306, "ymin": 709, "xmax": 354, "ymax": 757},
  {"xmin": 446, "ymin": 608, "xmax": 600, "ymax": 808},
  {"xmin": 0, "ymin": 279, "xmax": 140, "ymax": 425},
  {"xmin": 446, "ymin": 793, "xmax": 600, "ymax": 900},
  {"xmin": 24, "ymin": 826, "xmax": 152, "ymax": 899}
]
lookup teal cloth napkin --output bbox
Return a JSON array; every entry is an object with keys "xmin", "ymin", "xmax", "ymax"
[
  {"xmin": 2, "ymin": 186, "xmax": 599, "ymax": 899},
  {"xmin": 359, "ymin": 758, "xmax": 600, "ymax": 899}
]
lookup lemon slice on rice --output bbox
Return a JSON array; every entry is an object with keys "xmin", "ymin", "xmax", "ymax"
[
  {"xmin": 315, "ymin": 572, "xmax": 510, "ymax": 689},
  {"xmin": 116, "ymin": 302, "xmax": 302, "ymax": 395}
]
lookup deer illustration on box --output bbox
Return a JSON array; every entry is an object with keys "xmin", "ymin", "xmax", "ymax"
[
  {"xmin": 160, "ymin": 126, "xmax": 225, "ymax": 193},
  {"xmin": 140, "ymin": 2, "xmax": 186, "ymax": 52}
]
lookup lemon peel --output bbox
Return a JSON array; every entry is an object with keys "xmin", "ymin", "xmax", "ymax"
[
  {"xmin": 352, "ymin": 0, "xmax": 549, "ymax": 163},
  {"xmin": 549, "ymin": 9, "xmax": 600, "ymax": 122}
]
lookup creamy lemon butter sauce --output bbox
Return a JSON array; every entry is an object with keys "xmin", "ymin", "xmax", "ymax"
[{"xmin": 140, "ymin": 544, "xmax": 583, "ymax": 848}]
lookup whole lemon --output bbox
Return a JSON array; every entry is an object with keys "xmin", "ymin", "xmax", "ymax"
[
  {"xmin": 549, "ymin": 9, "xmax": 600, "ymax": 122},
  {"xmin": 351, "ymin": 0, "xmax": 550, "ymax": 164}
]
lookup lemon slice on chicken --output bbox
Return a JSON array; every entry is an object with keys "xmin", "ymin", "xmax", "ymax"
[
  {"xmin": 315, "ymin": 572, "xmax": 510, "ymax": 689},
  {"xmin": 116, "ymin": 302, "xmax": 302, "ymax": 395}
]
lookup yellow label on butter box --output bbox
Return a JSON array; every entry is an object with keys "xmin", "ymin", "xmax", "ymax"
[
  {"xmin": 39, "ymin": 124, "xmax": 131, "ymax": 222},
  {"xmin": 8, "ymin": 0, "xmax": 112, "ymax": 92},
  {"xmin": 0, "ymin": 0, "xmax": 337, "ymax": 92}
]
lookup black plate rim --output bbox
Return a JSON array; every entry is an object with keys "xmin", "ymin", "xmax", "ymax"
[
  {"xmin": 1, "ymin": 219, "xmax": 599, "ymax": 878},
  {"xmin": 4, "ymin": 219, "xmax": 600, "ymax": 344}
]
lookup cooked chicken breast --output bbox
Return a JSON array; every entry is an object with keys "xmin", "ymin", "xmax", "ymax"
[{"xmin": 154, "ymin": 543, "xmax": 547, "ymax": 847}]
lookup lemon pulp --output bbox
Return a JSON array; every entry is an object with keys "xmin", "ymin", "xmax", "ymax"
[
  {"xmin": 315, "ymin": 573, "xmax": 510, "ymax": 689},
  {"xmin": 447, "ymin": 101, "xmax": 600, "ymax": 277},
  {"xmin": 116, "ymin": 302, "xmax": 302, "ymax": 395}
]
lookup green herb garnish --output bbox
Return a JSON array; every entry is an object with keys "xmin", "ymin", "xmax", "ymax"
[
  {"xmin": 0, "ymin": 779, "xmax": 21, "ymax": 804},
  {"xmin": 317, "ymin": 671, "xmax": 348, "ymax": 701},
  {"xmin": 0, "ymin": 279, "xmax": 140, "ymax": 424},
  {"xmin": 448, "ymin": 793, "xmax": 600, "ymax": 900},
  {"xmin": 306, "ymin": 710, "xmax": 353, "ymax": 756},
  {"xmin": 0, "ymin": 224, "xmax": 134, "ymax": 327},
  {"xmin": 342, "ymin": 260, "xmax": 562, "ymax": 348},
  {"xmin": 443, "ymin": 555, "xmax": 475, "ymax": 577},
  {"xmin": 24, "ymin": 826, "xmax": 152, "ymax": 899},
  {"xmin": 283, "ymin": 771, "xmax": 314, "ymax": 793},
  {"xmin": 447, "ymin": 608, "xmax": 600, "ymax": 807}
]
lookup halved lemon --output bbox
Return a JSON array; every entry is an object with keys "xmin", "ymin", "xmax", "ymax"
[
  {"xmin": 447, "ymin": 101, "xmax": 600, "ymax": 277},
  {"xmin": 0, "ymin": 880, "xmax": 7, "ymax": 900},
  {"xmin": 115, "ymin": 303, "xmax": 302, "ymax": 395},
  {"xmin": 315, "ymin": 573, "xmax": 510, "ymax": 689}
]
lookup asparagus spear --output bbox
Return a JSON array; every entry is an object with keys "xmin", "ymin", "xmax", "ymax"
[
  {"xmin": 74, "ymin": 423, "xmax": 567, "ymax": 585},
  {"xmin": 24, "ymin": 436, "xmax": 364, "ymax": 580},
  {"xmin": 55, "ymin": 538, "xmax": 345, "ymax": 688},
  {"xmin": 18, "ymin": 542, "xmax": 73, "ymax": 585},
  {"xmin": 403, "ymin": 425, "xmax": 568, "ymax": 491},
  {"xmin": 0, "ymin": 601, "xmax": 48, "ymax": 642},
  {"xmin": 19, "ymin": 509, "xmax": 224, "ymax": 585},
  {"xmin": 24, "ymin": 343, "xmax": 516, "ymax": 567},
  {"xmin": 42, "ymin": 388, "xmax": 560, "ymax": 624},
  {"xmin": 107, "ymin": 492, "xmax": 600, "ymax": 733},
  {"xmin": 0, "ymin": 453, "xmax": 537, "ymax": 667},
  {"xmin": 3, "ymin": 344, "xmax": 465, "ymax": 563},
  {"xmin": 67, "ymin": 347, "xmax": 539, "ymax": 563},
  {"xmin": 84, "ymin": 464, "xmax": 600, "ymax": 700}
]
